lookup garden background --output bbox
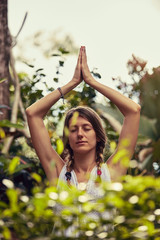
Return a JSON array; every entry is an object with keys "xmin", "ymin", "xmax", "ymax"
[{"xmin": 0, "ymin": 0, "xmax": 160, "ymax": 239}]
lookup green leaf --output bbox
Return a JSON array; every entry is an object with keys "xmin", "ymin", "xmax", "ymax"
[
  {"xmin": 56, "ymin": 138, "xmax": 64, "ymax": 155},
  {"xmin": 23, "ymin": 61, "xmax": 34, "ymax": 68},
  {"xmin": 51, "ymin": 53, "xmax": 61, "ymax": 57},
  {"xmin": 8, "ymin": 157, "xmax": 20, "ymax": 174},
  {"xmin": 0, "ymin": 127, "xmax": 5, "ymax": 138},
  {"xmin": 6, "ymin": 189, "xmax": 19, "ymax": 212},
  {"xmin": 0, "ymin": 120, "xmax": 24, "ymax": 129},
  {"xmin": 137, "ymin": 134, "xmax": 150, "ymax": 144},
  {"xmin": 15, "ymin": 163, "xmax": 33, "ymax": 172},
  {"xmin": 139, "ymin": 153, "xmax": 152, "ymax": 171},
  {"xmin": 2, "ymin": 228, "xmax": 11, "ymax": 240},
  {"xmin": 58, "ymin": 47, "xmax": 69, "ymax": 54},
  {"xmin": 94, "ymin": 103, "xmax": 124, "ymax": 124},
  {"xmin": 31, "ymin": 173, "xmax": 42, "ymax": 183},
  {"xmin": 0, "ymin": 78, "xmax": 7, "ymax": 83},
  {"xmin": 0, "ymin": 201, "xmax": 8, "ymax": 208},
  {"xmin": 40, "ymin": 73, "xmax": 46, "ymax": 77},
  {"xmin": 91, "ymin": 71, "xmax": 101, "ymax": 79},
  {"xmin": 36, "ymin": 68, "xmax": 44, "ymax": 72},
  {"xmin": 53, "ymin": 78, "xmax": 58, "ymax": 82},
  {"xmin": 59, "ymin": 61, "xmax": 64, "ymax": 67},
  {"xmin": 139, "ymin": 115, "xmax": 158, "ymax": 140}
]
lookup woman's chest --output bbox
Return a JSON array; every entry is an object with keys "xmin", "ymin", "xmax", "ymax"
[{"xmin": 74, "ymin": 171, "xmax": 91, "ymax": 184}]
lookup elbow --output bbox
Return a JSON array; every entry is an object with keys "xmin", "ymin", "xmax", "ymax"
[
  {"xmin": 26, "ymin": 106, "xmax": 43, "ymax": 119},
  {"xmin": 125, "ymin": 103, "xmax": 141, "ymax": 118},
  {"xmin": 135, "ymin": 103, "xmax": 141, "ymax": 113},
  {"xmin": 132, "ymin": 103, "xmax": 141, "ymax": 115},
  {"xmin": 26, "ymin": 107, "xmax": 34, "ymax": 118}
]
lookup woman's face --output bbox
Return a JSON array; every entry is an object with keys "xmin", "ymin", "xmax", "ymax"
[{"xmin": 68, "ymin": 116, "xmax": 97, "ymax": 154}]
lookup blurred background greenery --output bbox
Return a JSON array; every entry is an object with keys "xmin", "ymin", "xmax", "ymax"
[{"xmin": 0, "ymin": 0, "xmax": 160, "ymax": 239}]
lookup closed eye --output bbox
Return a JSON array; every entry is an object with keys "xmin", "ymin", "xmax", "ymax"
[
  {"xmin": 84, "ymin": 128, "xmax": 91, "ymax": 131},
  {"xmin": 70, "ymin": 128, "xmax": 76, "ymax": 132}
]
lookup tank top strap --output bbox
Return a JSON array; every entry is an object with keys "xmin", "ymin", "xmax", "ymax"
[{"xmin": 57, "ymin": 163, "xmax": 111, "ymax": 191}]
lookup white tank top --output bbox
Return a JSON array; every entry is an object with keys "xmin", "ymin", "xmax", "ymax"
[
  {"xmin": 55, "ymin": 163, "xmax": 113, "ymax": 237},
  {"xmin": 57, "ymin": 163, "xmax": 111, "ymax": 198}
]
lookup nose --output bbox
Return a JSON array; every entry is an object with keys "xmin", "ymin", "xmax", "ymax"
[{"xmin": 77, "ymin": 127, "xmax": 83, "ymax": 138}]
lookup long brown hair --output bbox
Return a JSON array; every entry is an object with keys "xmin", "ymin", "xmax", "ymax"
[{"xmin": 62, "ymin": 106, "xmax": 107, "ymax": 175}]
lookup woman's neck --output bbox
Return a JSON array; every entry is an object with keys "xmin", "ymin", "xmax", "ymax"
[{"xmin": 73, "ymin": 151, "xmax": 96, "ymax": 173}]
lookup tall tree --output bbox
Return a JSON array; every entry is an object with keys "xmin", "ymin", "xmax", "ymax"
[{"xmin": 0, "ymin": 0, "xmax": 11, "ymax": 120}]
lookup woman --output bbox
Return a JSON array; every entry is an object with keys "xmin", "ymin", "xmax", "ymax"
[{"xmin": 26, "ymin": 46, "xmax": 141, "ymax": 190}]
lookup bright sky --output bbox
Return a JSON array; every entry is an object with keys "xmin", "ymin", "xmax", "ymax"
[{"xmin": 8, "ymin": 0, "xmax": 160, "ymax": 88}]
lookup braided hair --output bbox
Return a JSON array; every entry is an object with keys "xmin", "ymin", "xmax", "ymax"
[{"xmin": 61, "ymin": 106, "xmax": 107, "ymax": 184}]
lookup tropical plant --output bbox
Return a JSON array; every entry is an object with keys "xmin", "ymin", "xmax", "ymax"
[
  {"xmin": 0, "ymin": 164, "xmax": 160, "ymax": 240},
  {"xmin": 1, "ymin": 2, "xmax": 160, "ymax": 239},
  {"xmin": 107, "ymin": 55, "xmax": 160, "ymax": 176}
]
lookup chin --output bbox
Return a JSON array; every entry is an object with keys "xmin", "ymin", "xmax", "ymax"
[{"xmin": 73, "ymin": 146, "xmax": 95, "ymax": 154}]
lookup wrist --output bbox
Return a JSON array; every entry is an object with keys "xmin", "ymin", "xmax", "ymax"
[
  {"xmin": 85, "ymin": 76, "xmax": 96, "ymax": 86},
  {"xmin": 60, "ymin": 79, "xmax": 79, "ymax": 96},
  {"xmin": 71, "ymin": 77, "xmax": 81, "ymax": 86}
]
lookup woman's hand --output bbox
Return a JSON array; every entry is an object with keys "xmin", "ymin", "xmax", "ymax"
[
  {"xmin": 81, "ymin": 46, "xmax": 95, "ymax": 85},
  {"xmin": 72, "ymin": 47, "xmax": 83, "ymax": 85}
]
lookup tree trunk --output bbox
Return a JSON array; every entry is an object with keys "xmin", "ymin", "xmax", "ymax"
[{"xmin": 0, "ymin": 0, "xmax": 11, "ymax": 120}]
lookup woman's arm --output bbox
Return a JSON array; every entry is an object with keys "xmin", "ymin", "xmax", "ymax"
[
  {"xmin": 81, "ymin": 46, "xmax": 141, "ymax": 181},
  {"xmin": 26, "ymin": 47, "xmax": 83, "ymax": 183}
]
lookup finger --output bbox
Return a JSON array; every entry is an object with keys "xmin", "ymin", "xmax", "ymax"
[
  {"xmin": 77, "ymin": 47, "xmax": 82, "ymax": 66},
  {"xmin": 80, "ymin": 47, "xmax": 82, "ymax": 64},
  {"xmin": 81, "ymin": 46, "xmax": 87, "ymax": 64}
]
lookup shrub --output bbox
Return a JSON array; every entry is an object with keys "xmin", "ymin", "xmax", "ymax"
[{"xmin": 0, "ymin": 174, "xmax": 160, "ymax": 240}]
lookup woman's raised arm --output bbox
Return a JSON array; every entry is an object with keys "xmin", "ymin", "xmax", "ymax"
[
  {"xmin": 81, "ymin": 46, "xmax": 141, "ymax": 181},
  {"xmin": 26, "ymin": 47, "xmax": 83, "ymax": 183}
]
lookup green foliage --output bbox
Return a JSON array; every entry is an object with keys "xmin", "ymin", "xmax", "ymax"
[
  {"xmin": 1, "ymin": 33, "xmax": 160, "ymax": 238},
  {"xmin": 139, "ymin": 68, "xmax": 160, "ymax": 136},
  {"xmin": 0, "ymin": 174, "xmax": 160, "ymax": 239},
  {"xmin": 0, "ymin": 120, "xmax": 23, "ymax": 129},
  {"xmin": 112, "ymin": 55, "xmax": 160, "ymax": 175},
  {"xmin": 56, "ymin": 138, "xmax": 64, "ymax": 155},
  {"xmin": 0, "ymin": 78, "xmax": 7, "ymax": 83},
  {"xmin": 19, "ymin": 69, "xmax": 47, "ymax": 109},
  {"xmin": 139, "ymin": 116, "xmax": 158, "ymax": 140},
  {"xmin": 64, "ymin": 83, "xmax": 96, "ymax": 108}
]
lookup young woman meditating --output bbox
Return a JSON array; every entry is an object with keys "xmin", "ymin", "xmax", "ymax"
[{"xmin": 26, "ymin": 46, "xmax": 141, "ymax": 193}]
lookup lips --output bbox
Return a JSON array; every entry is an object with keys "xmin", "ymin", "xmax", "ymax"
[{"xmin": 76, "ymin": 141, "xmax": 87, "ymax": 144}]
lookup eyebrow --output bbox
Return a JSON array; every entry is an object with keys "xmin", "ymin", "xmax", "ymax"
[{"xmin": 69, "ymin": 123, "xmax": 92, "ymax": 128}]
